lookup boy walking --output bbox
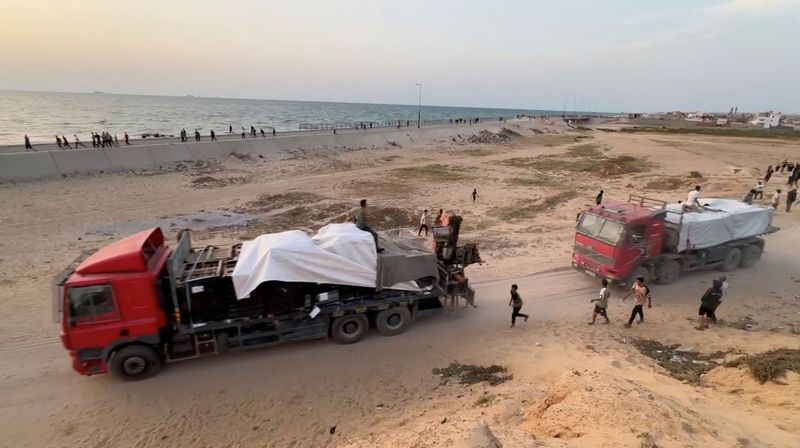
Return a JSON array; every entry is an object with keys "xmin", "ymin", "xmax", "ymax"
[
  {"xmin": 508, "ymin": 284, "xmax": 529, "ymax": 328},
  {"xmin": 588, "ymin": 279, "xmax": 611, "ymax": 325},
  {"xmin": 418, "ymin": 209, "xmax": 429, "ymax": 236},
  {"xmin": 622, "ymin": 276, "xmax": 651, "ymax": 328}
]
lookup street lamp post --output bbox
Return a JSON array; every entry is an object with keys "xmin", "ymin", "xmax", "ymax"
[{"xmin": 416, "ymin": 83, "xmax": 423, "ymax": 128}]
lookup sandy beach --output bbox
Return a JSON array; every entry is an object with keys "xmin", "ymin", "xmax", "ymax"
[{"xmin": 1, "ymin": 121, "xmax": 799, "ymax": 447}]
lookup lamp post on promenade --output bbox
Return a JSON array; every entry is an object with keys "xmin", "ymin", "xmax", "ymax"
[{"xmin": 416, "ymin": 83, "xmax": 423, "ymax": 128}]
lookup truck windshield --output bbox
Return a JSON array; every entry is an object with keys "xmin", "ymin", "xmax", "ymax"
[{"xmin": 577, "ymin": 213, "xmax": 624, "ymax": 245}]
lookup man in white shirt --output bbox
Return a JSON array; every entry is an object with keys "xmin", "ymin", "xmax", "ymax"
[
  {"xmin": 684, "ymin": 185, "xmax": 702, "ymax": 212},
  {"xmin": 771, "ymin": 189, "xmax": 782, "ymax": 209},
  {"xmin": 754, "ymin": 181, "xmax": 765, "ymax": 200},
  {"xmin": 588, "ymin": 279, "xmax": 611, "ymax": 325},
  {"xmin": 418, "ymin": 209, "xmax": 429, "ymax": 236}
]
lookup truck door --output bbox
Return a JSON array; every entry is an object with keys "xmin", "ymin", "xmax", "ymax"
[
  {"xmin": 616, "ymin": 224, "xmax": 648, "ymax": 272},
  {"xmin": 65, "ymin": 284, "xmax": 122, "ymax": 349}
]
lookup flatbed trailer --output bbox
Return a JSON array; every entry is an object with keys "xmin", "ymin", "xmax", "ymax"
[{"xmin": 55, "ymin": 227, "xmax": 477, "ymax": 379}]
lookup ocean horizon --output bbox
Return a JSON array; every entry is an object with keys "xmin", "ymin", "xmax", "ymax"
[{"xmin": 0, "ymin": 90, "xmax": 576, "ymax": 146}]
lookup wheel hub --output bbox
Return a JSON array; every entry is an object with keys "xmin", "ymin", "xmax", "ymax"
[{"xmin": 123, "ymin": 356, "xmax": 146, "ymax": 375}]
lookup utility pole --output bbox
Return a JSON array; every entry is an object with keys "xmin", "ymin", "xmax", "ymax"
[{"xmin": 416, "ymin": 83, "xmax": 423, "ymax": 128}]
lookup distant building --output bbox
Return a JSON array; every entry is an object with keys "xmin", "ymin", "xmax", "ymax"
[{"xmin": 750, "ymin": 111, "xmax": 782, "ymax": 129}]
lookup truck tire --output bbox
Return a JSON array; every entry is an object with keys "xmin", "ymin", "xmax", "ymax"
[
  {"xmin": 740, "ymin": 245, "xmax": 762, "ymax": 268},
  {"xmin": 375, "ymin": 307, "xmax": 412, "ymax": 336},
  {"xmin": 627, "ymin": 266, "xmax": 650, "ymax": 285},
  {"xmin": 720, "ymin": 247, "xmax": 742, "ymax": 272},
  {"xmin": 331, "ymin": 314, "xmax": 369, "ymax": 345},
  {"xmin": 110, "ymin": 345, "xmax": 162, "ymax": 380},
  {"xmin": 655, "ymin": 260, "xmax": 681, "ymax": 285}
]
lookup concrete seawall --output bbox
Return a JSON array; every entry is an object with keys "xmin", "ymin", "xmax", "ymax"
[{"xmin": 0, "ymin": 122, "xmax": 537, "ymax": 182}]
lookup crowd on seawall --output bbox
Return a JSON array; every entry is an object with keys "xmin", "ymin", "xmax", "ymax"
[{"xmin": 12, "ymin": 114, "xmax": 583, "ymax": 151}]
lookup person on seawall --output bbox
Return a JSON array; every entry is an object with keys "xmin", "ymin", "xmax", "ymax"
[
  {"xmin": 24, "ymin": 134, "xmax": 33, "ymax": 151},
  {"xmin": 210, "ymin": 129, "xmax": 217, "ymax": 141},
  {"xmin": 124, "ymin": 132, "xmax": 130, "ymax": 145},
  {"xmin": 61, "ymin": 135, "xmax": 71, "ymax": 149},
  {"xmin": 55, "ymin": 135, "xmax": 62, "ymax": 149}
]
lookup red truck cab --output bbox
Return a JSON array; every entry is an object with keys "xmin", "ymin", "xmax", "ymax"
[
  {"xmin": 572, "ymin": 198, "xmax": 667, "ymax": 284},
  {"xmin": 55, "ymin": 228, "xmax": 171, "ymax": 376}
]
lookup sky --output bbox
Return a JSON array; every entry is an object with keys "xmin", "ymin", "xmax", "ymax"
[{"xmin": 0, "ymin": 0, "xmax": 798, "ymax": 112}]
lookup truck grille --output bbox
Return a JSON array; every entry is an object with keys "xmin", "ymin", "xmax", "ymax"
[{"xmin": 573, "ymin": 245, "xmax": 614, "ymax": 266}]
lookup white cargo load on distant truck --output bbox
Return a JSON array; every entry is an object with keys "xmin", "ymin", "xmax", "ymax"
[{"xmin": 664, "ymin": 198, "xmax": 773, "ymax": 253}]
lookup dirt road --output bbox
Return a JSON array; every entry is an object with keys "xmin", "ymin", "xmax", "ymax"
[{"xmin": 1, "ymin": 126, "xmax": 799, "ymax": 447}]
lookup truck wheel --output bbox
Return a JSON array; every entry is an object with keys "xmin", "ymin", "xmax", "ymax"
[
  {"xmin": 331, "ymin": 314, "xmax": 369, "ymax": 345},
  {"xmin": 110, "ymin": 345, "xmax": 162, "ymax": 380},
  {"xmin": 740, "ymin": 245, "xmax": 762, "ymax": 268},
  {"xmin": 375, "ymin": 307, "xmax": 412, "ymax": 336},
  {"xmin": 627, "ymin": 266, "xmax": 650, "ymax": 285},
  {"xmin": 720, "ymin": 247, "xmax": 742, "ymax": 272},
  {"xmin": 656, "ymin": 260, "xmax": 681, "ymax": 285}
]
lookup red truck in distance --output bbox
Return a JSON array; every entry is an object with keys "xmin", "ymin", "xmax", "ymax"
[{"xmin": 572, "ymin": 195, "xmax": 771, "ymax": 285}]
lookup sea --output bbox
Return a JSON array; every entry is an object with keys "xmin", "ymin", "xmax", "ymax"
[{"xmin": 0, "ymin": 90, "xmax": 568, "ymax": 146}]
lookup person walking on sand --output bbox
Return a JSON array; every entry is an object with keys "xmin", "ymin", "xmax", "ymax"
[
  {"xmin": 113, "ymin": 135, "xmax": 119, "ymax": 147},
  {"xmin": 24, "ymin": 135, "xmax": 33, "ymax": 151},
  {"xmin": 622, "ymin": 276, "xmax": 651, "ymax": 328},
  {"xmin": 272, "ymin": 128, "xmax": 276, "ymax": 137},
  {"xmin": 418, "ymin": 209, "xmax": 429, "ymax": 236},
  {"xmin": 250, "ymin": 126, "xmax": 256, "ymax": 137},
  {"xmin": 210, "ymin": 129, "xmax": 217, "ymax": 141},
  {"xmin": 787, "ymin": 187, "xmax": 797, "ymax": 213},
  {"xmin": 229, "ymin": 124, "xmax": 233, "ymax": 134},
  {"xmin": 696, "ymin": 279, "xmax": 724, "ymax": 330},
  {"xmin": 74, "ymin": 135, "xmax": 86, "ymax": 148},
  {"xmin": 124, "ymin": 132, "xmax": 130, "ymax": 145},
  {"xmin": 472, "ymin": 188, "xmax": 478, "ymax": 202},
  {"xmin": 764, "ymin": 165, "xmax": 774, "ymax": 184},
  {"xmin": 55, "ymin": 135, "xmax": 62, "ymax": 149},
  {"xmin": 771, "ymin": 189, "xmax": 782, "ymax": 209},
  {"xmin": 588, "ymin": 279, "xmax": 611, "ymax": 325},
  {"xmin": 61, "ymin": 135, "xmax": 71, "ymax": 149},
  {"xmin": 508, "ymin": 284, "xmax": 529, "ymax": 328},
  {"xmin": 596, "ymin": 190, "xmax": 604, "ymax": 205},
  {"xmin": 260, "ymin": 128, "xmax": 266, "ymax": 138},
  {"xmin": 194, "ymin": 130, "xmax": 201, "ymax": 142}
]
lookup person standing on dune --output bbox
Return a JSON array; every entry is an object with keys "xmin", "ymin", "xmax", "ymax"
[
  {"xmin": 472, "ymin": 188, "xmax": 478, "ymax": 202},
  {"xmin": 596, "ymin": 190, "xmax": 604, "ymax": 205}
]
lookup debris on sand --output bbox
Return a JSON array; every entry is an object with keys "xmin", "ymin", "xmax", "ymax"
[
  {"xmin": 190, "ymin": 175, "xmax": 250, "ymax": 188},
  {"xmin": 628, "ymin": 339, "xmax": 728, "ymax": 384},
  {"xmin": 468, "ymin": 130, "xmax": 513, "ymax": 144},
  {"xmin": 433, "ymin": 363, "xmax": 512, "ymax": 386},
  {"xmin": 725, "ymin": 348, "xmax": 800, "ymax": 384}
]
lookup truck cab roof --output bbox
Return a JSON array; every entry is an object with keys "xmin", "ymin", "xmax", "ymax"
[
  {"xmin": 589, "ymin": 200, "xmax": 666, "ymax": 224},
  {"xmin": 75, "ymin": 228, "xmax": 165, "ymax": 275}
]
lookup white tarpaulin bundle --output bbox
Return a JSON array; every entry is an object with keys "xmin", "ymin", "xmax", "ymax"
[
  {"xmin": 231, "ymin": 224, "xmax": 425, "ymax": 300},
  {"xmin": 664, "ymin": 198, "xmax": 772, "ymax": 253}
]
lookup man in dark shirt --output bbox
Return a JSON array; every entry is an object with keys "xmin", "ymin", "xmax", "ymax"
[
  {"xmin": 355, "ymin": 199, "xmax": 382, "ymax": 253},
  {"xmin": 508, "ymin": 284, "xmax": 529, "ymax": 328},
  {"xmin": 696, "ymin": 279, "xmax": 723, "ymax": 330}
]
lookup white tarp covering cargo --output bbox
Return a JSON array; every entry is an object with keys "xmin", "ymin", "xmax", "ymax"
[
  {"xmin": 231, "ymin": 224, "xmax": 429, "ymax": 300},
  {"xmin": 664, "ymin": 198, "xmax": 772, "ymax": 253}
]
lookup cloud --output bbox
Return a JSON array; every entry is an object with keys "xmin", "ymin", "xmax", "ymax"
[{"xmin": 708, "ymin": 0, "xmax": 800, "ymax": 14}]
